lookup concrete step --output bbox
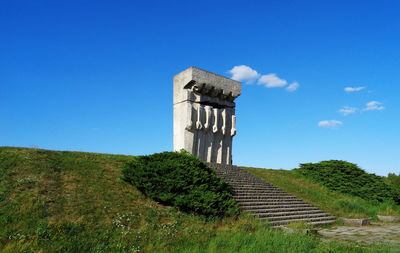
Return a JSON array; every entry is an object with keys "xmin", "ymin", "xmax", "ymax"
[
  {"xmin": 233, "ymin": 190, "xmax": 284, "ymax": 194},
  {"xmin": 233, "ymin": 189, "xmax": 288, "ymax": 192},
  {"xmin": 233, "ymin": 188, "xmax": 285, "ymax": 191},
  {"xmin": 235, "ymin": 196, "xmax": 299, "ymax": 200},
  {"xmin": 235, "ymin": 195, "xmax": 295, "ymax": 200},
  {"xmin": 233, "ymin": 190, "xmax": 285, "ymax": 194},
  {"xmin": 225, "ymin": 180, "xmax": 273, "ymax": 184},
  {"xmin": 216, "ymin": 173, "xmax": 250, "ymax": 176},
  {"xmin": 231, "ymin": 186, "xmax": 281, "ymax": 191},
  {"xmin": 227, "ymin": 181, "xmax": 273, "ymax": 184},
  {"xmin": 221, "ymin": 178, "xmax": 270, "ymax": 181},
  {"xmin": 229, "ymin": 183, "xmax": 274, "ymax": 187},
  {"xmin": 243, "ymin": 206, "xmax": 318, "ymax": 213},
  {"xmin": 216, "ymin": 172, "xmax": 252, "ymax": 175},
  {"xmin": 237, "ymin": 200, "xmax": 306, "ymax": 206},
  {"xmin": 266, "ymin": 216, "xmax": 336, "ymax": 227},
  {"xmin": 253, "ymin": 209, "xmax": 324, "ymax": 218},
  {"xmin": 236, "ymin": 200, "xmax": 302, "ymax": 204},
  {"xmin": 233, "ymin": 193, "xmax": 292, "ymax": 197},
  {"xmin": 307, "ymin": 219, "xmax": 337, "ymax": 227},
  {"xmin": 265, "ymin": 213, "xmax": 331, "ymax": 222},
  {"xmin": 219, "ymin": 175, "xmax": 263, "ymax": 178},
  {"xmin": 227, "ymin": 182, "xmax": 269, "ymax": 186},
  {"xmin": 221, "ymin": 177, "xmax": 257, "ymax": 180},
  {"xmin": 233, "ymin": 190, "xmax": 286, "ymax": 194},
  {"xmin": 224, "ymin": 181, "xmax": 272, "ymax": 184},
  {"xmin": 217, "ymin": 173, "xmax": 254, "ymax": 175},
  {"xmin": 241, "ymin": 203, "xmax": 313, "ymax": 210}
]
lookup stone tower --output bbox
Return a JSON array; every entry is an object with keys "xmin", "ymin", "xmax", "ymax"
[{"xmin": 173, "ymin": 67, "xmax": 242, "ymax": 164}]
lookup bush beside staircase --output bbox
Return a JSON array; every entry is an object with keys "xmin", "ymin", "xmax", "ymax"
[{"xmin": 209, "ymin": 163, "xmax": 336, "ymax": 227}]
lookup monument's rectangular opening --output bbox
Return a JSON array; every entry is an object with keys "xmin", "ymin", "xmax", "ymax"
[{"xmin": 198, "ymin": 101, "xmax": 229, "ymax": 109}]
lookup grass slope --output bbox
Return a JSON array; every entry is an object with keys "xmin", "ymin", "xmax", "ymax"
[
  {"xmin": 0, "ymin": 147, "xmax": 399, "ymax": 252},
  {"xmin": 242, "ymin": 167, "xmax": 400, "ymax": 219}
]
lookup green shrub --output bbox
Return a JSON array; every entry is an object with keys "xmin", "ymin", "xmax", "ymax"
[
  {"xmin": 296, "ymin": 160, "xmax": 400, "ymax": 204},
  {"xmin": 387, "ymin": 172, "xmax": 400, "ymax": 187},
  {"xmin": 121, "ymin": 150, "xmax": 240, "ymax": 219}
]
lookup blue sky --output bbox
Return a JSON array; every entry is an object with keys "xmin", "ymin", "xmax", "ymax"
[{"xmin": 1, "ymin": 0, "xmax": 399, "ymax": 175}]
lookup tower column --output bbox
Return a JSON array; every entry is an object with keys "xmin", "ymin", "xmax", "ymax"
[{"xmin": 173, "ymin": 67, "xmax": 242, "ymax": 165}]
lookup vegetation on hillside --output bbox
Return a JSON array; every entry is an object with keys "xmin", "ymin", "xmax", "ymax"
[
  {"xmin": 387, "ymin": 172, "xmax": 400, "ymax": 188},
  {"xmin": 243, "ymin": 166, "xmax": 400, "ymax": 219},
  {"xmin": 0, "ymin": 147, "xmax": 399, "ymax": 252},
  {"xmin": 122, "ymin": 151, "xmax": 239, "ymax": 219},
  {"xmin": 296, "ymin": 160, "xmax": 400, "ymax": 204}
]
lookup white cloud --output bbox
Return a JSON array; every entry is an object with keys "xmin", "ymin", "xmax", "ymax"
[
  {"xmin": 258, "ymin": 74, "xmax": 287, "ymax": 88},
  {"xmin": 228, "ymin": 65, "xmax": 298, "ymax": 92},
  {"xmin": 344, "ymin": 86, "xmax": 365, "ymax": 92},
  {"xmin": 228, "ymin": 65, "xmax": 260, "ymax": 84},
  {"xmin": 286, "ymin": 81, "xmax": 299, "ymax": 92},
  {"xmin": 318, "ymin": 120, "xmax": 343, "ymax": 129},
  {"xmin": 364, "ymin": 101, "xmax": 385, "ymax": 111},
  {"xmin": 339, "ymin": 106, "xmax": 358, "ymax": 116}
]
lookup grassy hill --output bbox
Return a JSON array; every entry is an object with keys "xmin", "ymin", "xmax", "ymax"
[{"xmin": 0, "ymin": 147, "xmax": 399, "ymax": 252}]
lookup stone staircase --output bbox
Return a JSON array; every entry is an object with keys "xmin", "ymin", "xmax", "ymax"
[{"xmin": 209, "ymin": 163, "xmax": 336, "ymax": 227}]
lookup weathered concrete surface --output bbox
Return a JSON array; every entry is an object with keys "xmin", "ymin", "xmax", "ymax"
[
  {"xmin": 173, "ymin": 67, "xmax": 241, "ymax": 105},
  {"xmin": 319, "ymin": 222, "xmax": 400, "ymax": 246},
  {"xmin": 378, "ymin": 215, "xmax": 400, "ymax": 222},
  {"xmin": 341, "ymin": 217, "xmax": 372, "ymax": 226},
  {"xmin": 173, "ymin": 67, "xmax": 241, "ymax": 164}
]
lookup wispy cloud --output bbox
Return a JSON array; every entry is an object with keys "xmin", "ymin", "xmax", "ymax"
[
  {"xmin": 228, "ymin": 65, "xmax": 299, "ymax": 92},
  {"xmin": 344, "ymin": 86, "xmax": 365, "ymax": 92},
  {"xmin": 258, "ymin": 74, "xmax": 287, "ymax": 88},
  {"xmin": 286, "ymin": 81, "xmax": 300, "ymax": 92},
  {"xmin": 228, "ymin": 65, "xmax": 260, "ymax": 84},
  {"xmin": 364, "ymin": 101, "xmax": 385, "ymax": 111},
  {"xmin": 318, "ymin": 120, "xmax": 343, "ymax": 129},
  {"xmin": 339, "ymin": 106, "xmax": 358, "ymax": 116}
]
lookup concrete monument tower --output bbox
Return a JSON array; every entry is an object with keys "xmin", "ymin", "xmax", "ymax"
[{"xmin": 173, "ymin": 67, "xmax": 242, "ymax": 164}]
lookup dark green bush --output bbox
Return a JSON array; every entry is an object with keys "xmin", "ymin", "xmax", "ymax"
[
  {"xmin": 121, "ymin": 150, "xmax": 240, "ymax": 219},
  {"xmin": 295, "ymin": 160, "xmax": 400, "ymax": 204}
]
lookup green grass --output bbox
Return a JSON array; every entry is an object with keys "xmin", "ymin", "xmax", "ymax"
[
  {"xmin": 242, "ymin": 167, "xmax": 400, "ymax": 219},
  {"xmin": 0, "ymin": 147, "xmax": 399, "ymax": 252}
]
